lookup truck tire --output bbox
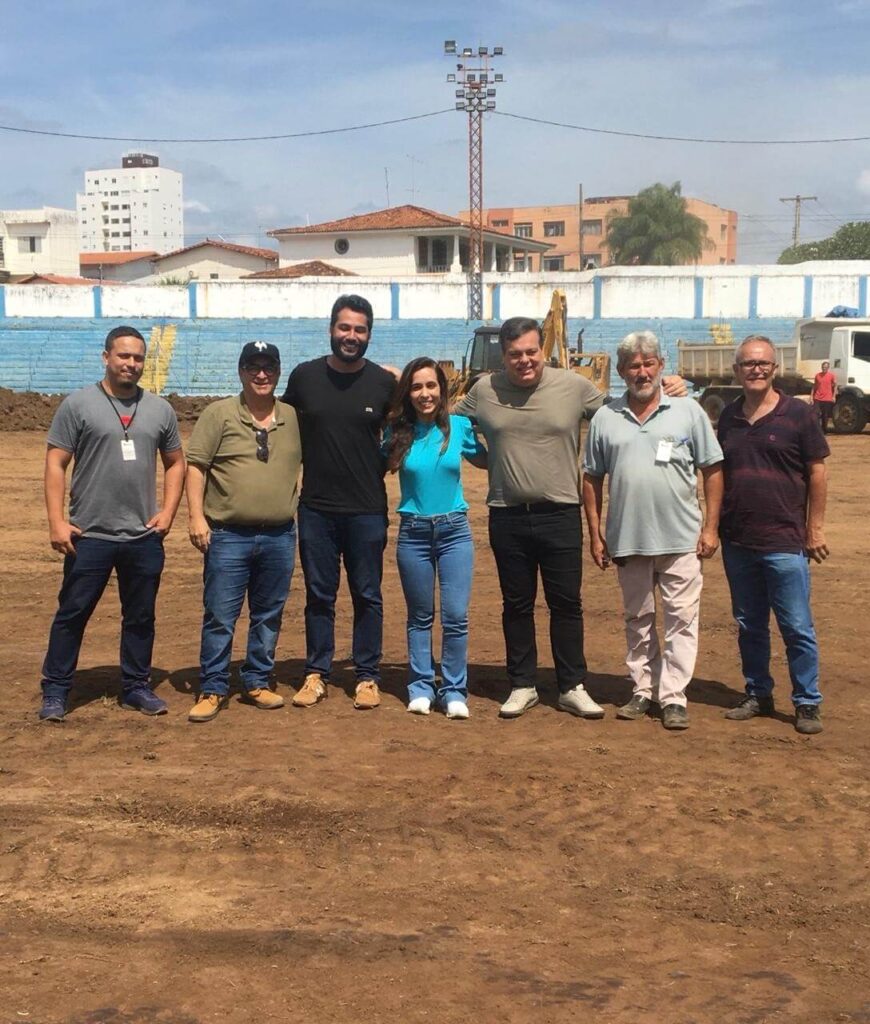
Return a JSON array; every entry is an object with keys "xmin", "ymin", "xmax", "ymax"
[
  {"xmin": 832, "ymin": 394, "xmax": 868, "ymax": 434},
  {"xmin": 700, "ymin": 392, "xmax": 726, "ymax": 426}
]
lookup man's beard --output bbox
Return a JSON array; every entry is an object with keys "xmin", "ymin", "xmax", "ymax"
[{"xmin": 330, "ymin": 334, "xmax": 369, "ymax": 364}]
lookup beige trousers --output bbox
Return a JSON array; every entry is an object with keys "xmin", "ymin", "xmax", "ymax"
[{"xmin": 616, "ymin": 552, "xmax": 703, "ymax": 708}]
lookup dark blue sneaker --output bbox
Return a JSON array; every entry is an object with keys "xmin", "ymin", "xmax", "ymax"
[
  {"xmin": 120, "ymin": 687, "xmax": 168, "ymax": 716},
  {"xmin": 38, "ymin": 696, "xmax": 66, "ymax": 722}
]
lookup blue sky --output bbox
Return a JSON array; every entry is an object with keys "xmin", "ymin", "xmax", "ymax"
[{"xmin": 3, "ymin": 0, "xmax": 870, "ymax": 261}]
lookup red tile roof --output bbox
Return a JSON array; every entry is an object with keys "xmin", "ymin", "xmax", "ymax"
[
  {"xmin": 243, "ymin": 261, "xmax": 357, "ymax": 279},
  {"xmin": 80, "ymin": 251, "xmax": 157, "ymax": 265},
  {"xmin": 17, "ymin": 273, "xmax": 116, "ymax": 286},
  {"xmin": 267, "ymin": 204, "xmax": 547, "ymax": 247},
  {"xmin": 153, "ymin": 239, "xmax": 278, "ymax": 263}
]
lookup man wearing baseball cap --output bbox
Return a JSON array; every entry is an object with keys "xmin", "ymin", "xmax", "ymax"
[{"xmin": 185, "ymin": 341, "xmax": 302, "ymax": 722}]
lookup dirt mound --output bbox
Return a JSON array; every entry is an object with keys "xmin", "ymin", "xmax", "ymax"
[{"xmin": 0, "ymin": 387, "xmax": 216, "ymax": 431}]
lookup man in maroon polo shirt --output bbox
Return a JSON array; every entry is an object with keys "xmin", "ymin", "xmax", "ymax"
[{"xmin": 717, "ymin": 335, "xmax": 830, "ymax": 735}]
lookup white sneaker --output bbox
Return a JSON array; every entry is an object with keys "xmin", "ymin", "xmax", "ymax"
[
  {"xmin": 407, "ymin": 697, "xmax": 431, "ymax": 715},
  {"xmin": 499, "ymin": 687, "xmax": 540, "ymax": 719},
  {"xmin": 446, "ymin": 701, "xmax": 469, "ymax": 720},
  {"xmin": 557, "ymin": 684, "xmax": 605, "ymax": 719}
]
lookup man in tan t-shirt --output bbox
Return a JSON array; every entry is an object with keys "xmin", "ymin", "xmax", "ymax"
[
  {"xmin": 455, "ymin": 316, "xmax": 684, "ymax": 720},
  {"xmin": 185, "ymin": 341, "xmax": 302, "ymax": 723}
]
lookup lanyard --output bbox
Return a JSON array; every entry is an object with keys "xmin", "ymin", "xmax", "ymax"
[{"xmin": 99, "ymin": 382, "xmax": 141, "ymax": 441}]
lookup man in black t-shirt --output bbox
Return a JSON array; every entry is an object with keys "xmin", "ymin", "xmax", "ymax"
[{"xmin": 281, "ymin": 294, "xmax": 396, "ymax": 710}]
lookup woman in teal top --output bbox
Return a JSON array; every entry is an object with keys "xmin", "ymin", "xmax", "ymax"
[{"xmin": 385, "ymin": 357, "xmax": 486, "ymax": 718}]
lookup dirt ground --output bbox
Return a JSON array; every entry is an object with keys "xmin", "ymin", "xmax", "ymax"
[{"xmin": 0, "ymin": 413, "xmax": 868, "ymax": 1024}]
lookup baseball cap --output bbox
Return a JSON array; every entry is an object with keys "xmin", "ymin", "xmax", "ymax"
[{"xmin": 239, "ymin": 341, "xmax": 281, "ymax": 368}]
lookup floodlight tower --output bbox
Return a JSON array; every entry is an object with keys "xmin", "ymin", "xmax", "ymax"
[{"xmin": 444, "ymin": 40, "xmax": 504, "ymax": 320}]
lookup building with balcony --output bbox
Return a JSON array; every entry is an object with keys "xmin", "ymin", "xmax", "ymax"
[
  {"xmin": 464, "ymin": 196, "xmax": 738, "ymax": 270},
  {"xmin": 77, "ymin": 153, "xmax": 183, "ymax": 255},
  {"xmin": 267, "ymin": 204, "xmax": 549, "ymax": 276},
  {"xmin": 0, "ymin": 207, "xmax": 79, "ymax": 279}
]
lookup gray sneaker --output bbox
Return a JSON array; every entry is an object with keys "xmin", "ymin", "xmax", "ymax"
[
  {"xmin": 557, "ymin": 684, "xmax": 605, "ymax": 719},
  {"xmin": 499, "ymin": 687, "xmax": 540, "ymax": 719},
  {"xmin": 616, "ymin": 694, "xmax": 653, "ymax": 720},
  {"xmin": 794, "ymin": 705, "xmax": 823, "ymax": 735},
  {"xmin": 725, "ymin": 694, "xmax": 774, "ymax": 721}
]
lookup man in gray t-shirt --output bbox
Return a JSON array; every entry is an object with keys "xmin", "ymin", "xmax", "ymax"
[{"xmin": 38, "ymin": 325, "xmax": 185, "ymax": 723}]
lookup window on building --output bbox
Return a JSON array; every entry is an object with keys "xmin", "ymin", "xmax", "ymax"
[
  {"xmin": 513, "ymin": 253, "xmax": 526, "ymax": 270},
  {"xmin": 514, "ymin": 223, "xmax": 532, "ymax": 238},
  {"xmin": 122, "ymin": 231, "xmax": 131, "ymax": 237},
  {"xmin": 111, "ymin": 218, "xmax": 119, "ymax": 224},
  {"xmin": 18, "ymin": 236, "xmax": 41, "ymax": 254},
  {"xmin": 581, "ymin": 219, "xmax": 602, "ymax": 236},
  {"xmin": 543, "ymin": 221, "xmax": 565, "ymax": 237},
  {"xmin": 543, "ymin": 256, "xmax": 565, "ymax": 271},
  {"xmin": 210, "ymin": 273, "xmax": 219, "ymax": 280},
  {"xmin": 720, "ymin": 224, "xmax": 727, "ymax": 239},
  {"xmin": 111, "ymin": 231, "xmax": 120, "ymax": 237},
  {"xmin": 491, "ymin": 218, "xmax": 509, "ymax": 227},
  {"xmin": 110, "ymin": 205, "xmax": 119, "ymax": 211},
  {"xmin": 583, "ymin": 254, "xmax": 601, "ymax": 269}
]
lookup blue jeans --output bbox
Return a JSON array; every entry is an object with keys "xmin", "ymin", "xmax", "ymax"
[
  {"xmin": 200, "ymin": 522, "xmax": 296, "ymax": 696},
  {"xmin": 722, "ymin": 542, "xmax": 822, "ymax": 706},
  {"xmin": 41, "ymin": 532, "xmax": 165, "ymax": 700},
  {"xmin": 298, "ymin": 505, "xmax": 387, "ymax": 682},
  {"xmin": 396, "ymin": 512, "xmax": 474, "ymax": 706}
]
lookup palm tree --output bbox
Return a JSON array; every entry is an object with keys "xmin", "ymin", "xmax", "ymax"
[{"xmin": 605, "ymin": 182, "xmax": 712, "ymax": 265}]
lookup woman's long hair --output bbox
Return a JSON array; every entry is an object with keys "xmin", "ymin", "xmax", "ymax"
[{"xmin": 385, "ymin": 357, "xmax": 450, "ymax": 473}]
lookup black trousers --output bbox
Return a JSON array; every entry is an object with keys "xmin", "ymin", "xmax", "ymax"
[{"xmin": 488, "ymin": 503, "xmax": 587, "ymax": 692}]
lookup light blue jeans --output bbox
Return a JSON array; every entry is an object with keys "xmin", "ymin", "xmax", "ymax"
[
  {"xmin": 722, "ymin": 542, "xmax": 822, "ymax": 706},
  {"xmin": 396, "ymin": 512, "xmax": 474, "ymax": 706},
  {"xmin": 200, "ymin": 522, "xmax": 296, "ymax": 696}
]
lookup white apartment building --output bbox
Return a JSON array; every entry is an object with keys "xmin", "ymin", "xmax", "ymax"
[
  {"xmin": 77, "ymin": 153, "xmax": 184, "ymax": 254},
  {"xmin": 0, "ymin": 207, "xmax": 79, "ymax": 277}
]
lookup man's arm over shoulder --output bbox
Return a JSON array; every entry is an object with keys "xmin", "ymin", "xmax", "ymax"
[{"xmin": 689, "ymin": 400, "xmax": 724, "ymax": 466}]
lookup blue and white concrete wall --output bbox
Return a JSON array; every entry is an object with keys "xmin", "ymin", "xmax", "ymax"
[{"xmin": 1, "ymin": 261, "xmax": 867, "ymax": 394}]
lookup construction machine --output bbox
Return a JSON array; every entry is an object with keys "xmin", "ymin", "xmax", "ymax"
[{"xmin": 442, "ymin": 290, "xmax": 611, "ymax": 400}]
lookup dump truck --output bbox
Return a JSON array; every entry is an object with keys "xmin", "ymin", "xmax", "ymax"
[
  {"xmin": 677, "ymin": 317, "xmax": 870, "ymax": 433},
  {"xmin": 443, "ymin": 290, "xmax": 611, "ymax": 400}
]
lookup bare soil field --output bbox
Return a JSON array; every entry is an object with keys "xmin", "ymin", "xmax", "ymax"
[{"xmin": 1, "ymin": 419, "xmax": 868, "ymax": 1024}]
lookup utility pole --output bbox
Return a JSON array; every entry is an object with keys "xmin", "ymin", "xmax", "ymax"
[
  {"xmin": 384, "ymin": 168, "xmax": 390, "ymax": 208},
  {"xmin": 780, "ymin": 194, "xmax": 817, "ymax": 247},
  {"xmin": 444, "ymin": 40, "xmax": 504, "ymax": 320},
  {"xmin": 578, "ymin": 183, "xmax": 584, "ymax": 271}
]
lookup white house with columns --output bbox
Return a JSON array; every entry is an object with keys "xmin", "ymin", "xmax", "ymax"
[{"xmin": 267, "ymin": 205, "xmax": 549, "ymax": 277}]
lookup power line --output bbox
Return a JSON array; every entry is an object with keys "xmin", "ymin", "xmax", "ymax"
[
  {"xmin": 0, "ymin": 110, "xmax": 454, "ymax": 143},
  {"xmin": 494, "ymin": 110, "xmax": 870, "ymax": 146},
  {"xmin": 5, "ymin": 106, "xmax": 870, "ymax": 146}
]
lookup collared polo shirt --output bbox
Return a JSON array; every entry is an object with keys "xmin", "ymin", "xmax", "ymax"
[
  {"xmin": 717, "ymin": 391, "xmax": 829, "ymax": 553},
  {"xmin": 186, "ymin": 394, "xmax": 302, "ymax": 526},
  {"xmin": 583, "ymin": 392, "xmax": 723, "ymax": 557}
]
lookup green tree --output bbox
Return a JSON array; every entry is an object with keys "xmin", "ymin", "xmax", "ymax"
[
  {"xmin": 778, "ymin": 221, "xmax": 870, "ymax": 263},
  {"xmin": 605, "ymin": 182, "xmax": 712, "ymax": 265}
]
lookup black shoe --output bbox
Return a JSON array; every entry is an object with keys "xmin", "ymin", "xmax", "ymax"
[
  {"xmin": 795, "ymin": 704, "xmax": 823, "ymax": 735},
  {"xmin": 661, "ymin": 703, "xmax": 689, "ymax": 730},
  {"xmin": 38, "ymin": 696, "xmax": 66, "ymax": 722},
  {"xmin": 616, "ymin": 694, "xmax": 652, "ymax": 720},
  {"xmin": 724, "ymin": 694, "xmax": 774, "ymax": 721},
  {"xmin": 120, "ymin": 687, "xmax": 168, "ymax": 716}
]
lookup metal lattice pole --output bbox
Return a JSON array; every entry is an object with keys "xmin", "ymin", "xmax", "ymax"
[{"xmin": 444, "ymin": 41, "xmax": 503, "ymax": 321}]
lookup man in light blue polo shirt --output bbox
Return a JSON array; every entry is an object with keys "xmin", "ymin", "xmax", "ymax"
[{"xmin": 582, "ymin": 331, "xmax": 723, "ymax": 730}]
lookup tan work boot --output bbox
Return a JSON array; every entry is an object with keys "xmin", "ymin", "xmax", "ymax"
[
  {"xmin": 188, "ymin": 693, "xmax": 227, "ymax": 723},
  {"xmin": 354, "ymin": 679, "xmax": 380, "ymax": 710},
  {"xmin": 292, "ymin": 673, "xmax": 327, "ymax": 708},
  {"xmin": 241, "ymin": 687, "xmax": 285, "ymax": 710}
]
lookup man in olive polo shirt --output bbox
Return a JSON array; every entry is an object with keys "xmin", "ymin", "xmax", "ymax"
[{"xmin": 185, "ymin": 342, "xmax": 302, "ymax": 722}]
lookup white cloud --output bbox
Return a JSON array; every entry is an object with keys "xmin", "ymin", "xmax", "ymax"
[{"xmin": 183, "ymin": 199, "xmax": 211, "ymax": 214}]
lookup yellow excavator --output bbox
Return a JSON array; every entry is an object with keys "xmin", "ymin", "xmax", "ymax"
[{"xmin": 443, "ymin": 289, "xmax": 610, "ymax": 400}]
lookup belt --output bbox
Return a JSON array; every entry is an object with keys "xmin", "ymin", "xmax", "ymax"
[{"xmin": 491, "ymin": 501, "xmax": 579, "ymax": 515}]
